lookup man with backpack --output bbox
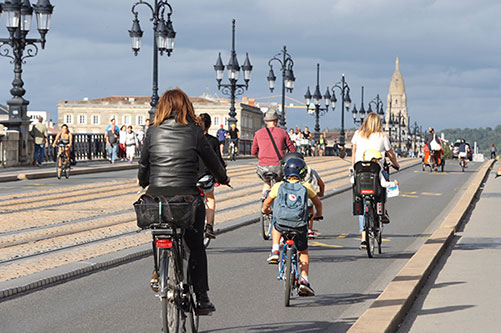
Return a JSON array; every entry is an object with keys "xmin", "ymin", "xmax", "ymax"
[
  {"xmin": 251, "ymin": 110, "xmax": 296, "ymax": 198},
  {"xmin": 262, "ymin": 157, "xmax": 323, "ymax": 296}
]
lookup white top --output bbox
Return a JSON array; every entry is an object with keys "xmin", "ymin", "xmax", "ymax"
[
  {"xmin": 351, "ymin": 130, "xmax": 391, "ymax": 163},
  {"xmin": 125, "ymin": 131, "xmax": 138, "ymax": 146},
  {"xmin": 119, "ymin": 130, "xmax": 127, "ymax": 144}
]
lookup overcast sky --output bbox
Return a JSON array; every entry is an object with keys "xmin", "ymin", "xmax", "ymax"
[{"xmin": 0, "ymin": 0, "xmax": 500, "ymax": 131}]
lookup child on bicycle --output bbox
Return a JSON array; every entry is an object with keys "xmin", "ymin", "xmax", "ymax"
[
  {"xmin": 262, "ymin": 157, "xmax": 322, "ymax": 296},
  {"xmin": 282, "ymin": 152, "xmax": 325, "ymax": 239}
]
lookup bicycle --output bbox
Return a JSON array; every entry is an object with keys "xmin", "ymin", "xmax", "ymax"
[
  {"xmin": 459, "ymin": 156, "xmax": 466, "ymax": 172},
  {"xmin": 260, "ymin": 171, "xmax": 280, "ymax": 240},
  {"xmin": 56, "ymin": 144, "xmax": 71, "ymax": 180},
  {"xmin": 353, "ymin": 161, "xmax": 392, "ymax": 258},
  {"xmin": 227, "ymin": 139, "xmax": 237, "ymax": 161},
  {"xmin": 277, "ymin": 216, "xmax": 322, "ymax": 307},
  {"xmin": 196, "ymin": 175, "xmax": 215, "ymax": 248}
]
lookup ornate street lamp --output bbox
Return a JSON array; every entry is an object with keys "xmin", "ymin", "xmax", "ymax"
[
  {"xmin": 352, "ymin": 86, "xmax": 367, "ymax": 125},
  {"xmin": 368, "ymin": 94, "xmax": 385, "ymax": 125},
  {"xmin": 304, "ymin": 64, "xmax": 330, "ymax": 140},
  {"xmin": 129, "ymin": 0, "xmax": 176, "ymax": 121},
  {"xmin": 0, "ymin": 0, "xmax": 54, "ymax": 162},
  {"xmin": 330, "ymin": 74, "xmax": 351, "ymax": 155},
  {"xmin": 213, "ymin": 19, "xmax": 252, "ymax": 130},
  {"xmin": 267, "ymin": 45, "xmax": 295, "ymax": 128}
]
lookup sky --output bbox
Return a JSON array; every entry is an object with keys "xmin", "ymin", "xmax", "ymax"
[{"xmin": 0, "ymin": 0, "xmax": 500, "ymax": 131}]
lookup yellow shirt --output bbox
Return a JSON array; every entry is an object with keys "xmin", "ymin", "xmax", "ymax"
[{"xmin": 269, "ymin": 179, "xmax": 317, "ymax": 199}]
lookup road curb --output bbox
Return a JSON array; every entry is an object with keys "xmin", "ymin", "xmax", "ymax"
[
  {"xmin": 347, "ymin": 159, "xmax": 495, "ymax": 333},
  {"xmin": 0, "ymin": 159, "xmax": 421, "ymax": 301}
]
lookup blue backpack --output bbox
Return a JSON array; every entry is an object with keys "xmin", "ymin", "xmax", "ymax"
[{"xmin": 273, "ymin": 181, "xmax": 309, "ymax": 229}]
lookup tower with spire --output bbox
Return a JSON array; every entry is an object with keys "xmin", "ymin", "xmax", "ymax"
[{"xmin": 385, "ymin": 57, "xmax": 408, "ymax": 135}]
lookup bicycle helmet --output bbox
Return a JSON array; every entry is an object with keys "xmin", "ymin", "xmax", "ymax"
[
  {"xmin": 363, "ymin": 149, "xmax": 383, "ymax": 161},
  {"xmin": 282, "ymin": 152, "xmax": 304, "ymax": 165},
  {"xmin": 283, "ymin": 157, "xmax": 307, "ymax": 179}
]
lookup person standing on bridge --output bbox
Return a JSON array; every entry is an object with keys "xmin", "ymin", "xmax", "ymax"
[
  {"xmin": 30, "ymin": 116, "xmax": 48, "ymax": 167},
  {"xmin": 105, "ymin": 118, "xmax": 119, "ymax": 164},
  {"xmin": 351, "ymin": 112, "xmax": 399, "ymax": 249},
  {"xmin": 251, "ymin": 110, "xmax": 296, "ymax": 198},
  {"xmin": 138, "ymin": 88, "xmax": 229, "ymax": 316}
]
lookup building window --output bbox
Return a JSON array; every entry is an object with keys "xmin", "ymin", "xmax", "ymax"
[
  {"xmin": 213, "ymin": 116, "xmax": 220, "ymax": 126},
  {"xmin": 123, "ymin": 115, "xmax": 131, "ymax": 125},
  {"xmin": 92, "ymin": 115, "xmax": 100, "ymax": 125},
  {"xmin": 78, "ymin": 115, "xmax": 86, "ymax": 124},
  {"xmin": 65, "ymin": 114, "xmax": 73, "ymax": 124},
  {"xmin": 137, "ymin": 115, "xmax": 144, "ymax": 126}
]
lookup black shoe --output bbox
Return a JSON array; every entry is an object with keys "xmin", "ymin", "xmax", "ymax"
[
  {"xmin": 381, "ymin": 212, "xmax": 390, "ymax": 224},
  {"xmin": 205, "ymin": 224, "xmax": 216, "ymax": 239},
  {"xmin": 360, "ymin": 241, "xmax": 367, "ymax": 250},
  {"xmin": 298, "ymin": 281, "xmax": 315, "ymax": 296},
  {"xmin": 196, "ymin": 292, "xmax": 216, "ymax": 315}
]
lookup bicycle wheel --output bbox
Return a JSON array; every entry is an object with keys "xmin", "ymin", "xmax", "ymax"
[
  {"xmin": 461, "ymin": 160, "xmax": 465, "ymax": 172},
  {"xmin": 377, "ymin": 219, "xmax": 383, "ymax": 254},
  {"xmin": 185, "ymin": 291, "xmax": 199, "ymax": 333},
  {"xmin": 159, "ymin": 250, "xmax": 180, "ymax": 333},
  {"xmin": 64, "ymin": 163, "xmax": 70, "ymax": 179},
  {"xmin": 261, "ymin": 213, "xmax": 272, "ymax": 240},
  {"xmin": 284, "ymin": 246, "xmax": 294, "ymax": 307},
  {"xmin": 56, "ymin": 155, "xmax": 63, "ymax": 179},
  {"xmin": 365, "ymin": 213, "xmax": 375, "ymax": 258}
]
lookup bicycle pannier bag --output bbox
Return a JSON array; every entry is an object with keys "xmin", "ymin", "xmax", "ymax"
[
  {"xmin": 134, "ymin": 194, "xmax": 196, "ymax": 229},
  {"xmin": 430, "ymin": 134, "xmax": 441, "ymax": 151},
  {"xmin": 273, "ymin": 181, "xmax": 308, "ymax": 229}
]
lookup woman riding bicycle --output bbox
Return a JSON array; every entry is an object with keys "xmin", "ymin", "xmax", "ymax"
[
  {"xmin": 351, "ymin": 112, "xmax": 399, "ymax": 249},
  {"xmin": 52, "ymin": 124, "xmax": 73, "ymax": 167},
  {"xmin": 138, "ymin": 88, "xmax": 229, "ymax": 316}
]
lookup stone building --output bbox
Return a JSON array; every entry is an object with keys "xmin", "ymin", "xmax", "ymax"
[
  {"xmin": 385, "ymin": 57, "xmax": 409, "ymax": 130},
  {"xmin": 57, "ymin": 95, "xmax": 263, "ymax": 140}
]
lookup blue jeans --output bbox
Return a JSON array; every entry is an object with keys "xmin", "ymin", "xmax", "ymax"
[
  {"xmin": 33, "ymin": 144, "xmax": 45, "ymax": 164},
  {"xmin": 358, "ymin": 169, "xmax": 390, "ymax": 231},
  {"xmin": 107, "ymin": 143, "xmax": 118, "ymax": 162}
]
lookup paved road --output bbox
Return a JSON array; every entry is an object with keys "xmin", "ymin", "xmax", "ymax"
[{"xmin": 0, "ymin": 162, "xmax": 481, "ymax": 332}]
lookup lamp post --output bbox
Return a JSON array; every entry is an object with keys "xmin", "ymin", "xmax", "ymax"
[
  {"xmin": 330, "ymin": 74, "xmax": 351, "ymax": 153},
  {"xmin": 213, "ymin": 19, "xmax": 252, "ymax": 130},
  {"xmin": 368, "ymin": 94, "xmax": 385, "ymax": 125},
  {"xmin": 129, "ymin": 0, "xmax": 176, "ymax": 121},
  {"xmin": 0, "ymin": 0, "xmax": 54, "ymax": 163},
  {"xmin": 267, "ymin": 45, "xmax": 295, "ymax": 128},
  {"xmin": 351, "ymin": 86, "xmax": 366, "ymax": 126},
  {"xmin": 304, "ymin": 64, "xmax": 330, "ymax": 140}
]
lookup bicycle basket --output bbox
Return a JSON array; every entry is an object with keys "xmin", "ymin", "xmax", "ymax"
[
  {"xmin": 134, "ymin": 194, "xmax": 197, "ymax": 229},
  {"xmin": 353, "ymin": 161, "xmax": 382, "ymax": 197}
]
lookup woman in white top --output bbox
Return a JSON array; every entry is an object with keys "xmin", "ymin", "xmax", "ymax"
[
  {"xmin": 119, "ymin": 125, "xmax": 127, "ymax": 161},
  {"xmin": 125, "ymin": 125, "xmax": 139, "ymax": 163},
  {"xmin": 351, "ymin": 112, "xmax": 400, "ymax": 249}
]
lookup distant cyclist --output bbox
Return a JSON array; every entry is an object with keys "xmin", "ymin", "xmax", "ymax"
[
  {"xmin": 458, "ymin": 139, "xmax": 470, "ymax": 168},
  {"xmin": 52, "ymin": 124, "xmax": 73, "ymax": 167},
  {"xmin": 198, "ymin": 113, "xmax": 226, "ymax": 239},
  {"xmin": 351, "ymin": 113, "xmax": 399, "ymax": 249},
  {"xmin": 262, "ymin": 157, "xmax": 322, "ymax": 296},
  {"xmin": 251, "ymin": 110, "xmax": 296, "ymax": 198},
  {"xmin": 226, "ymin": 123, "xmax": 240, "ymax": 154}
]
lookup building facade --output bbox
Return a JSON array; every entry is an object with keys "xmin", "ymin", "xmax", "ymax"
[{"xmin": 57, "ymin": 96, "xmax": 263, "ymax": 140}]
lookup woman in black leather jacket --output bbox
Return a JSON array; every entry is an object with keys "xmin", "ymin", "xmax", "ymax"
[{"xmin": 138, "ymin": 88, "xmax": 229, "ymax": 315}]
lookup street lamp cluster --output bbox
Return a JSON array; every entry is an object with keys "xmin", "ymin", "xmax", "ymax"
[
  {"xmin": 267, "ymin": 46, "xmax": 295, "ymax": 128},
  {"xmin": 0, "ymin": 0, "xmax": 54, "ymax": 129},
  {"xmin": 213, "ymin": 19, "xmax": 252, "ymax": 129},
  {"xmin": 129, "ymin": 0, "xmax": 176, "ymax": 121}
]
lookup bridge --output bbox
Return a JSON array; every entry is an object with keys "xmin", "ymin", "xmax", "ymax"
[{"xmin": 0, "ymin": 156, "xmax": 497, "ymax": 332}]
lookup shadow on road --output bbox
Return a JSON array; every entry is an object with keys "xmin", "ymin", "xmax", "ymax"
[{"xmin": 204, "ymin": 320, "xmax": 352, "ymax": 333}]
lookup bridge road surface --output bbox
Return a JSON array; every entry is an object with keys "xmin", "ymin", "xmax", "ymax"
[{"xmin": 0, "ymin": 162, "xmax": 481, "ymax": 332}]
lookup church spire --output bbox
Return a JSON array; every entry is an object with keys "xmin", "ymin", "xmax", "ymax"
[{"xmin": 395, "ymin": 56, "xmax": 400, "ymax": 71}]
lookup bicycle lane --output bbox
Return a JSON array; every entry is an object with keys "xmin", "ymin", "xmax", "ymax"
[{"xmin": 0, "ymin": 162, "xmax": 481, "ymax": 332}]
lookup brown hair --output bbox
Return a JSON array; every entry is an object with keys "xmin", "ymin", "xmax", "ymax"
[
  {"xmin": 199, "ymin": 113, "xmax": 211, "ymax": 130},
  {"xmin": 154, "ymin": 88, "xmax": 200, "ymax": 126},
  {"xmin": 358, "ymin": 112, "xmax": 382, "ymax": 139}
]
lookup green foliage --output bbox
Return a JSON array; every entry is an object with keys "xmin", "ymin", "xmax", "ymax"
[
  {"xmin": 438, "ymin": 126, "xmax": 501, "ymax": 155},
  {"xmin": 443, "ymin": 143, "xmax": 451, "ymax": 159}
]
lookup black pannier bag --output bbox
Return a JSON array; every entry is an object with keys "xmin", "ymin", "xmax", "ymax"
[
  {"xmin": 134, "ymin": 194, "xmax": 197, "ymax": 229},
  {"xmin": 352, "ymin": 161, "xmax": 384, "ymax": 215}
]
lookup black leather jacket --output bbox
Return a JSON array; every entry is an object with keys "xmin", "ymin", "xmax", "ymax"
[{"xmin": 138, "ymin": 115, "xmax": 229, "ymax": 189}]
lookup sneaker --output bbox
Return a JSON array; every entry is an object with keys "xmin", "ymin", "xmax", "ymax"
[
  {"xmin": 308, "ymin": 229, "xmax": 317, "ymax": 239},
  {"xmin": 196, "ymin": 292, "xmax": 216, "ymax": 315},
  {"xmin": 381, "ymin": 212, "xmax": 390, "ymax": 224},
  {"xmin": 360, "ymin": 241, "xmax": 367, "ymax": 250},
  {"xmin": 150, "ymin": 270, "xmax": 159, "ymax": 292},
  {"xmin": 298, "ymin": 281, "xmax": 315, "ymax": 296},
  {"xmin": 205, "ymin": 224, "xmax": 216, "ymax": 239},
  {"xmin": 267, "ymin": 250, "xmax": 279, "ymax": 264}
]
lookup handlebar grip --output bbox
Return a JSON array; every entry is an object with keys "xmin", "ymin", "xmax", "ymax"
[{"xmin": 313, "ymin": 216, "xmax": 324, "ymax": 221}]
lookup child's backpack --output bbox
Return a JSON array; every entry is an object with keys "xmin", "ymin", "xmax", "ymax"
[{"xmin": 273, "ymin": 181, "xmax": 309, "ymax": 229}]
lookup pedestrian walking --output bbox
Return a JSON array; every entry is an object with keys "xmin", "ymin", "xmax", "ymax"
[
  {"xmin": 216, "ymin": 124, "xmax": 227, "ymax": 155},
  {"xmin": 119, "ymin": 125, "xmax": 127, "ymax": 161},
  {"xmin": 30, "ymin": 116, "xmax": 48, "ymax": 167},
  {"xmin": 125, "ymin": 125, "xmax": 139, "ymax": 163},
  {"xmin": 491, "ymin": 144, "xmax": 497, "ymax": 159},
  {"xmin": 105, "ymin": 118, "xmax": 119, "ymax": 164}
]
